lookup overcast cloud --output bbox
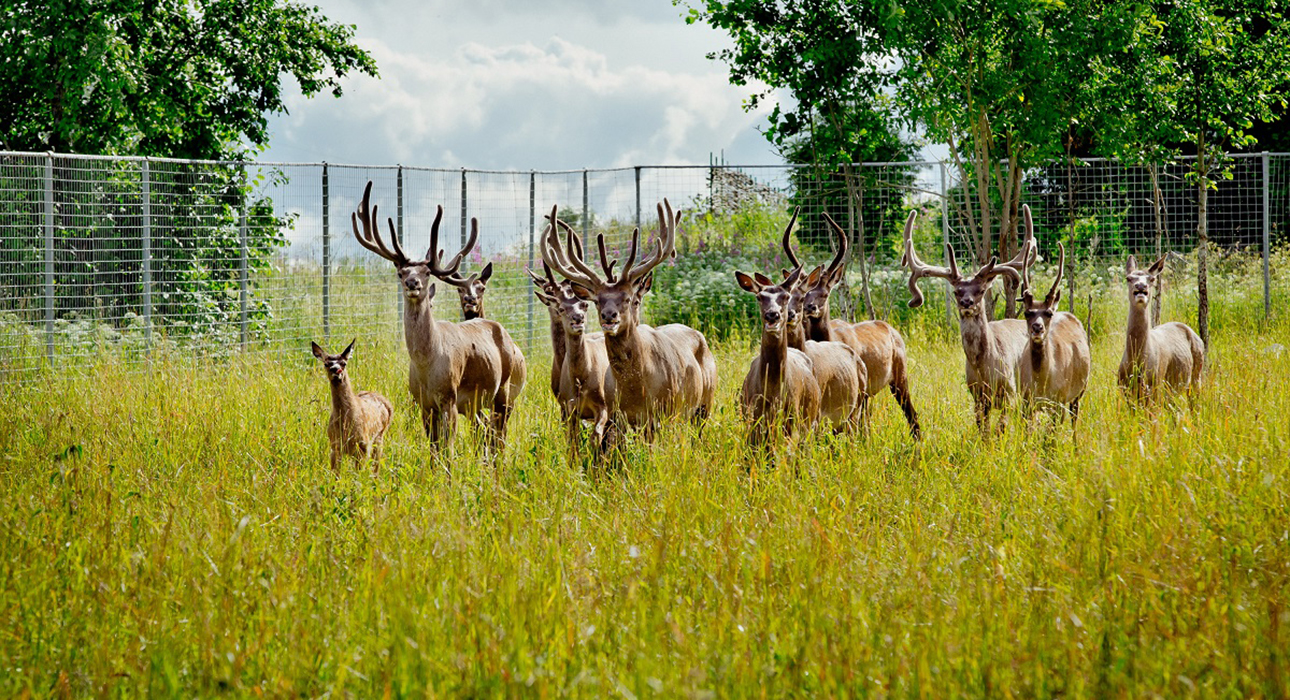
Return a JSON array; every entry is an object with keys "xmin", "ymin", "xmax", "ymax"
[{"xmin": 261, "ymin": 0, "xmax": 784, "ymax": 170}]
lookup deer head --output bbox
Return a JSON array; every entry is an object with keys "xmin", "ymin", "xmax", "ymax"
[
  {"xmin": 351, "ymin": 180, "xmax": 478, "ymax": 306},
  {"xmin": 531, "ymin": 262, "xmax": 595, "ymax": 337},
  {"xmin": 902, "ymin": 204, "xmax": 1036, "ymax": 318},
  {"xmin": 792, "ymin": 212, "xmax": 848, "ymax": 322},
  {"xmin": 312, "ymin": 339, "xmax": 356, "ymax": 384},
  {"xmin": 1019, "ymin": 242, "xmax": 1065, "ymax": 345},
  {"xmin": 452, "ymin": 263, "xmax": 492, "ymax": 319},
  {"xmin": 1125, "ymin": 253, "xmax": 1166, "ymax": 309},
  {"xmin": 540, "ymin": 201, "xmax": 677, "ymax": 337},
  {"xmin": 736, "ymin": 267, "xmax": 804, "ymax": 334}
]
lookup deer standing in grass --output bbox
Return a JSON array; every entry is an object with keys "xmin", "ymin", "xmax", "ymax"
[
  {"xmin": 783, "ymin": 211, "xmax": 920, "ymax": 438},
  {"xmin": 351, "ymin": 182, "xmax": 526, "ymax": 453},
  {"xmin": 413, "ymin": 208, "xmax": 493, "ymax": 321},
  {"xmin": 739, "ymin": 266, "xmax": 867, "ymax": 447},
  {"xmin": 529, "ymin": 233, "xmax": 617, "ymax": 456},
  {"xmin": 312, "ymin": 340, "xmax": 393, "ymax": 474},
  {"xmin": 1118, "ymin": 254, "xmax": 1204, "ymax": 404},
  {"xmin": 1016, "ymin": 231, "xmax": 1091, "ymax": 430},
  {"xmin": 528, "ymin": 261, "xmax": 573, "ymax": 401},
  {"xmin": 902, "ymin": 206, "xmax": 1036, "ymax": 436},
  {"xmin": 541, "ymin": 201, "xmax": 717, "ymax": 440}
]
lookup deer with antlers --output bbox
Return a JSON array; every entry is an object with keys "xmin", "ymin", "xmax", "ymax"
[
  {"xmin": 540, "ymin": 201, "xmax": 717, "ymax": 439},
  {"xmin": 782, "ymin": 210, "xmax": 920, "ymax": 438},
  {"xmin": 902, "ymin": 205, "xmax": 1036, "ymax": 436},
  {"xmin": 1016, "ymin": 233, "xmax": 1092, "ymax": 430},
  {"xmin": 351, "ymin": 182, "xmax": 526, "ymax": 452},
  {"xmin": 528, "ymin": 250, "xmax": 617, "ymax": 456},
  {"xmin": 1117, "ymin": 254, "xmax": 1204, "ymax": 404}
]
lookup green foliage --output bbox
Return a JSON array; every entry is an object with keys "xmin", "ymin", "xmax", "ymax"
[{"xmin": 0, "ymin": 0, "xmax": 378, "ymax": 159}]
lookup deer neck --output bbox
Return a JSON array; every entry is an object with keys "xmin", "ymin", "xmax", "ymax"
[
  {"xmin": 564, "ymin": 326, "xmax": 594, "ymax": 373},
  {"xmin": 403, "ymin": 296, "xmax": 439, "ymax": 359},
  {"xmin": 547, "ymin": 308, "xmax": 566, "ymax": 391},
  {"xmin": 1125, "ymin": 300, "xmax": 1152, "ymax": 362},
  {"xmin": 329, "ymin": 376, "xmax": 359, "ymax": 417},
  {"xmin": 807, "ymin": 304, "xmax": 832, "ymax": 342},
  {"xmin": 758, "ymin": 326, "xmax": 790, "ymax": 394},
  {"xmin": 957, "ymin": 305, "xmax": 994, "ymax": 370},
  {"xmin": 787, "ymin": 322, "xmax": 807, "ymax": 351},
  {"xmin": 603, "ymin": 320, "xmax": 650, "ymax": 399}
]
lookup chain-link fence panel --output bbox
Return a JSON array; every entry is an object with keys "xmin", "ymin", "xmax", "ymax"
[{"xmin": 0, "ymin": 151, "xmax": 1284, "ymax": 383}]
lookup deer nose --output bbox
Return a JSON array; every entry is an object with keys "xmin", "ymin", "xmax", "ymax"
[
  {"xmin": 765, "ymin": 310, "xmax": 781, "ymax": 324},
  {"xmin": 404, "ymin": 278, "xmax": 421, "ymax": 290},
  {"xmin": 1030, "ymin": 321, "xmax": 1045, "ymax": 334}
]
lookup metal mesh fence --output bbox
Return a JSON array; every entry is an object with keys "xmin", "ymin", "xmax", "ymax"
[{"xmin": 0, "ymin": 151, "xmax": 1285, "ymax": 383}]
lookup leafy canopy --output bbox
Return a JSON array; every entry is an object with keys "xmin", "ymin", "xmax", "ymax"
[{"xmin": 0, "ymin": 0, "xmax": 378, "ymax": 159}]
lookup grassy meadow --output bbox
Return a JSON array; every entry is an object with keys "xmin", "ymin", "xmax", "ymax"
[{"xmin": 1, "ymin": 307, "xmax": 1289, "ymax": 697}]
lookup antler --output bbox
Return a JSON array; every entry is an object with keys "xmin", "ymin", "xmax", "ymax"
[
  {"xmin": 625, "ymin": 199, "xmax": 679, "ymax": 284},
  {"xmin": 351, "ymin": 181, "xmax": 411, "ymax": 267},
  {"xmin": 426, "ymin": 210, "xmax": 479, "ymax": 286},
  {"xmin": 540, "ymin": 205, "xmax": 605, "ymax": 292},
  {"xmin": 1046, "ymin": 242, "xmax": 1065, "ymax": 304},
  {"xmin": 781, "ymin": 206, "xmax": 803, "ymax": 273},
  {"xmin": 820, "ymin": 211, "xmax": 850, "ymax": 280},
  {"xmin": 981, "ymin": 203, "xmax": 1037, "ymax": 285},
  {"xmin": 900, "ymin": 209, "xmax": 957, "ymax": 308}
]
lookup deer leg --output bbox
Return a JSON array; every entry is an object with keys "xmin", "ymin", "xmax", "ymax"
[
  {"xmin": 891, "ymin": 378, "xmax": 921, "ymax": 440},
  {"xmin": 421, "ymin": 408, "xmax": 433, "ymax": 438},
  {"xmin": 974, "ymin": 392, "xmax": 991, "ymax": 437},
  {"xmin": 370, "ymin": 438, "xmax": 383, "ymax": 476},
  {"xmin": 330, "ymin": 447, "xmax": 340, "ymax": 474}
]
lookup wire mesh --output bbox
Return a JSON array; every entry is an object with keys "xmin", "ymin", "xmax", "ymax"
[{"xmin": 0, "ymin": 151, "xmax": 1284, "ymax": 383}]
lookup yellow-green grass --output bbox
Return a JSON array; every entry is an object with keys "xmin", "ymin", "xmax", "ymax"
[{"xmin": 1, "ymin": 316, "xmax": 1288, "ymax": 697}]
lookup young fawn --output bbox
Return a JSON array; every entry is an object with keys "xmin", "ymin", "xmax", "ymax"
[{"xmin": 312, "ymin": 340, "xmax": 394, "ymax": 474}]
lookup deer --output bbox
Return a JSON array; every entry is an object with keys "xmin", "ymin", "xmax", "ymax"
[
  {"xmin": 1117, "ymin": 254, "xmax": 1205, "ymax": 404},
  {"xmin": 540, "ymin": 200, "xmax": 717, "ymax": 440},
  {"xmin": 350, "ymin": 181, "xmax": 527, "ymax": 453},
  {"xmin": 782, "ymin": 209, "xmax": 921, "ymax": 438},
  {"xmin": 527, "ymin": 261, "xmax": 573, "ymax": 401},
  {"xmin": 902, "ymin": 205, "xmax": 1036, "ymax": 436},
  {"xmin": 737, "ymin": 266, "xmax": 873, "ymax": 448},
  {"xmin": 528, "ymin": 242, "xmax": 617, "ymax": 457},
  {"xmin": 311, "ymin": 339, "xmax": 394, "ymax": 474},
  {"xmin": 413, "ymin": 209, "xmax": 493, "ymax": 320},
  {"xmin": 1015, "ymin": 236, "xmax": 1092, "ymax": 431}
]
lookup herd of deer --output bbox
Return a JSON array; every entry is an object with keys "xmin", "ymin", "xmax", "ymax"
[{"xmin": 312, "ymin": 182, "xmax": 1206, "ymax": 472}]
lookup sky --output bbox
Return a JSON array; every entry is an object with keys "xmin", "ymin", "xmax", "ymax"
[{"xmin": 261, "ymin": 0, "xmax": 785, "ymax": 170}]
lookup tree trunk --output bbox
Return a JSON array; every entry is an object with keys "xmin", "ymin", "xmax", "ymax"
[
  {"xmin": 1196, "ymin": 172, "xmax": 1209, "ymax": 348},
  {"xmin": 1148, "ymin": 163, "xmax": 1166, "ymax": 327},
  {"xmin": 842, "ymin": 166, "xmax": 874, "ymax": 320}
]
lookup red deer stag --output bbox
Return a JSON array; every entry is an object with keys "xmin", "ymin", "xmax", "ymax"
[
  {"xmin": 902, "ymin": 205, "xmax": 1036, "ymax": 435},
  {"xmin": 351, "ymin": 182, "xmax": 526, "ymax": 453},
  {"xmin": 540, "ymin": 201, "xmax": 716, "ymax": 439},
  {"xmin": 1016, "ymin": 235, "xmax": 1092, "ymax": 431},
  {"xmin": 783, "ymin": 210, "xmax": 920, "ymax": 438},
  {"xmin": 1117, "ymin": 254, "xmax": 1204, "ymax": 404},
  {"xmin": 415, "ymin": 214, "xmax": 492, "ymax": 320}
]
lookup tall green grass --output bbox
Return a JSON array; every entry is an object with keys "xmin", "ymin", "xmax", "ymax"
[{"xmin": 1, "ymin": 315, "xmax": 1288, "ymax": 696}]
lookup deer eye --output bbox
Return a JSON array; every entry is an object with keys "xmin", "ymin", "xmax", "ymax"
[{"xmin": 1043, "ymin": 310, "xmax": 1053, "ymax": 318}]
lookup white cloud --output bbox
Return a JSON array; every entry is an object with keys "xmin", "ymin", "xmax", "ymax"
[{"xmin": 262, "ymin": 2, "xmax": 782, "ymax": 170}]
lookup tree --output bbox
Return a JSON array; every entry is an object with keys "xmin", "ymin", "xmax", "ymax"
[
  {"xmin": 1100, "ymin": 0, "xmax": 1286, "ymax": 347},
  {"xmin": 682, "ymin": 0, "xmax": 913, "ymax": 319},
  {"xmin": 0, "ymin": 0, "xmax": 378, "ymax": 159}
]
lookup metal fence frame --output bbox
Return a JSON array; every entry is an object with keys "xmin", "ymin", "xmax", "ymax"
[{"xmin": 0, "ymin": 150, "xmax": 1285, "ymax": 383}]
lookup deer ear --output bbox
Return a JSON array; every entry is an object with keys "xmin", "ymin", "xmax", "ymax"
[
  {"xmin": 636, "ymin": 272, "xmax": 654, "ymax": 296},
  {"xmin": 1148, "ymin": 255, "xmax": 1166, "ymax": 275},
  {"xmin": 534, "ymin": 289, "xmax": 555, "ymax": 306},
  {"xmin": 828, "ymin": 264, "xmax": 846, "ymax": 287},
  {"xmin": 1126, "ymin": 255, "xmax": 1137, "ymax": 274},
  {"xmin": 806, "ymin": 265, "xmax": 824, "ymax": 288},
  {"xmin": 1050, "ymin": 288, "xmax": 1062, "ymax": 306},
  {"xmin": 311, "ymin": 341, "xmax": 326, "ymax": 359},
  {"xmin": 753, "ymin": 272, "xmax": 774, "ymax": 286},
  {"xmin": 734, "ymin": 270, "xmax": 760, "ymax": 293},
  {"xmin": 569, "ymin": 282, "xmax": 595, "ymax": 300},
  {"xmin": 341, "ymin": 339, "xmax": 356, "ymax": 359},
  {"xmin": 425, "ymin": 283, "xmax": 437, "ymax": 301},
  {"xmin": 479, "ymin": 261, "xmax": 494, "ymax": 283}
]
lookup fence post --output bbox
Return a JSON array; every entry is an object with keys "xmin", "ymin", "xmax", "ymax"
[
  {"xmin": 1263, "ymin": 151, "xmax": 1271, "ymax": 320},
  {"xmin": 43, "ymin": 153, "xmax": 54, "ymax": 363},
  {"xmin": 635, "ymin": 166, "xmax": 642, "ymax": 232},
  {"xmin": 239, "ymin": 163, "xmax": 249, "ymax": 349},
  {"xmin": 141, "ymin": 159, "xmax": 152, "ymax": 345},
  {"xmin": 397, "ymin": 165, "xmax": 404, "ymax": 327},
  {"xmin": 939, "ymin": 162, "xmax": 954, "ymax": 327},
  {"xmin": 460, "ymin": 169, "xmax": 468, "ymax": 251},
  {"xmin": 582, "ymin": 169, "xmax": 589, "ymax": 241},
  {"xmin": 527, "ymin": 171, "xmax": 536, "ymax": 352},
  {"xmin": 322, "ymin": 162, "xmax": 330, "ymax": 342}
]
